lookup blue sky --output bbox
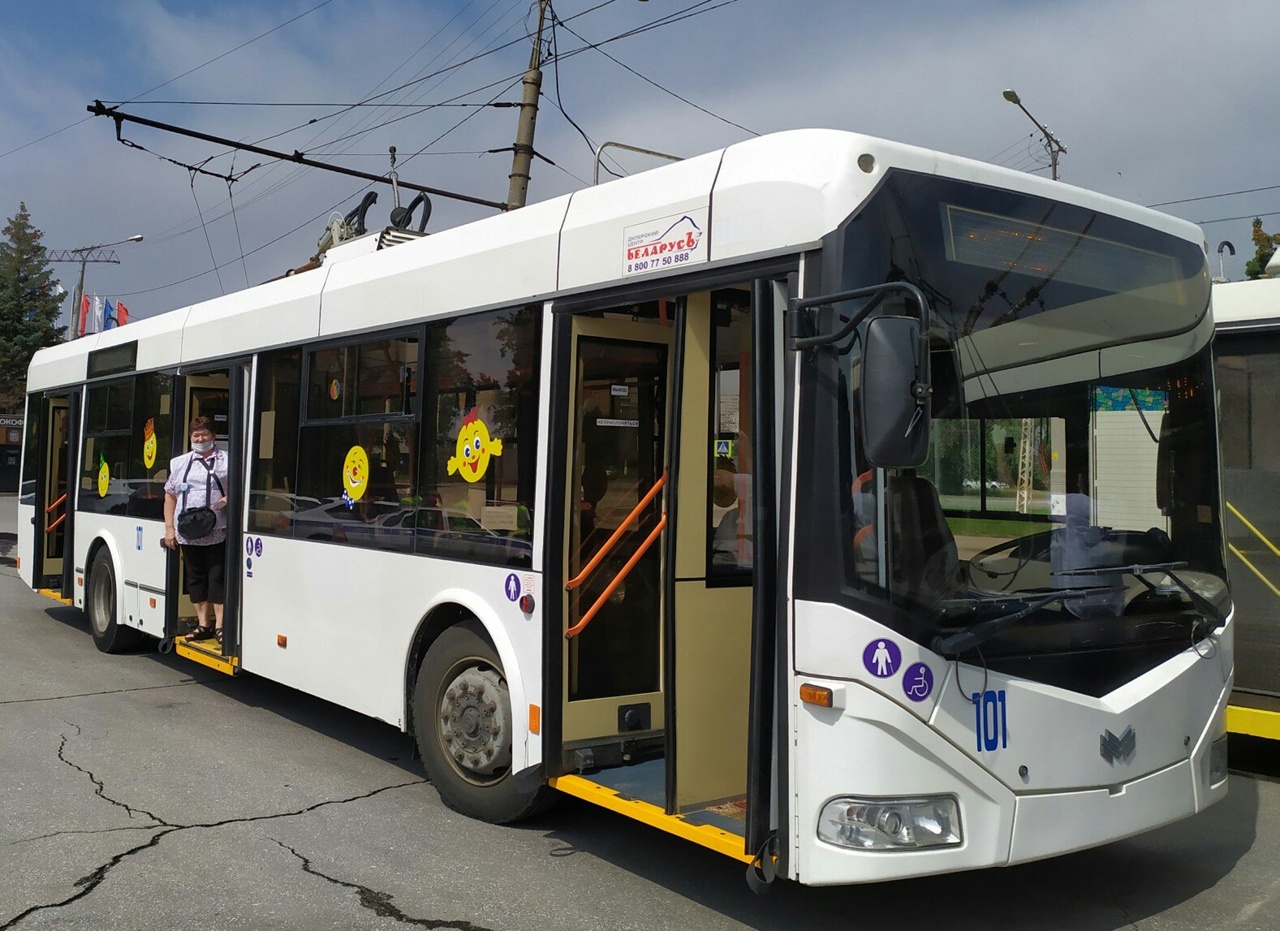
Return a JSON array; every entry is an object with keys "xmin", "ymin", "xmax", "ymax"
[{"xmin": 1, "ymin": 0, "xmax": 1277, "ymax": 321}]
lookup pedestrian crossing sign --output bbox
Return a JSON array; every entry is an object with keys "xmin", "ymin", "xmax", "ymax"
[{"xmin": 714, "ymin": 439, "xmax": 734, "ymax": 458}]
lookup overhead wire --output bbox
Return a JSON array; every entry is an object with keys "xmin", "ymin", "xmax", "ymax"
[
  {"xmin": 985, "ymin": 133, "xmax": 1034, "ymax": 165},
  {"xmin": 1147, "ymin": 184, "xmax": 1280, "ymax": 208},
  {"xmin": 121, "ymin": 0, "xmax": 739, "ymax": 298},
  {"xmin": 174, "ymin": 0, "xmax": 527, "ymax": 236},
  {"xmin": 188, "ymin": 168, "xmax": 226, "ymax": 296},
  {"xmin": 140, "ymin": 4, "xmax": 530, "ymax": 245},
  {"xmin": 226, "ymin": 154, "xmax": 251, "ymax": 289},
  {"xmin": 0, "ymin": 0, "xmax": 338, "ymax": 161},
  {"xmin": 546, "ymin": 10, "xmax": 626, "ymax": 181},
  {"xmin": 117, "ymin": 74, "xmax": 527, "ymax": 300},
  {"xmin": 550, "ymin": 1, "xmax": 755, "ymax": 137},
  {"xmin": 1197, "ymin": 209, "xmax": 1280, "ymax": 225}
]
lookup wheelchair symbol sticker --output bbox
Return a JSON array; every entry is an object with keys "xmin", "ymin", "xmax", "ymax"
[
  {"xmin": 903, "ymin": 663, "xmax": 934, "ymax": 702},
  {"xmin": 863, "ymin": 639, "xmax": 901, "ymax": 678}
]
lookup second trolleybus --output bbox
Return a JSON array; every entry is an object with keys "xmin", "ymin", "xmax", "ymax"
[{"xmin": 1211, "ymin": 277, "xmax": 1280, "ymax": 739}]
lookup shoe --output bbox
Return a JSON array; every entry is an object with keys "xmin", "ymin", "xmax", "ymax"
[{"xmin": 185, "ymin": 626, "xmax": 214, "ymax": 642}]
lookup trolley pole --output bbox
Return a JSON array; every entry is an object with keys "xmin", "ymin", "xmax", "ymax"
[{"xmin": 506, "ymin": 0, "xmax": 550, "ymax": 210}]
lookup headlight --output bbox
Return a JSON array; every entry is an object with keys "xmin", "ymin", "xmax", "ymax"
[
  {"xmin": 817, "ymin": 795, "xmax": 962, "ymax": 850},
  {"xmin": 1207, "ymin": 734, "xmax": 1229, "ymax": 786}
]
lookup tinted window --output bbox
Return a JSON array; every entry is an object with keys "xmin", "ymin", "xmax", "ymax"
[
  {"xmin": 419, "ymin": 307, "xmax": 540, "ymax": 566},
  {"xmin": 80, "ymin": 380, "xmax": 134, "ymax": 515},
  {"xmin": 708, "ymin": 288, "xmax": 754, "ymax": 579},
  {"xmin": 20, "ymin": 395, "xmax": 38, "ymax": 504},
  {"xmin": 250, "ymin": 350, "xmax": 302, "ymax": 536},
  {"xmin": 296, "ymin": 421, "xmax": 418, "ymax": 552},
  {"xmin": 308, "ymin": 335, "xmax": 418, "ymax": 419},
  {"xmin": 126, "ymin": 372, "xmax": 174, "ymax": 520}
]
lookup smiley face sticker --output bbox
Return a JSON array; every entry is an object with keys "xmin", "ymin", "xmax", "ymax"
[
  {"xmin": 142, "ymin": 418, "xmax": 157, "ymax": 469},
  {"xmin": 447, "ymin": 408, "xmax": 503, "ymax": 484},
  {"xmin": 97, "ymin": 454, "xmax": 110, "ymax": 498},
  {"xmin": 342, "ymin": 445, "xmax": 369, "ymax": 503}
]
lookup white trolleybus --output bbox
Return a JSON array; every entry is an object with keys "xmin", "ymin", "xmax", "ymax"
[
  {"xmin": 18, "ymin": 129, "xmax": 1231, "ymax": 887},
  {"xmin": 1212, "ymin": 276, "xmax": 1280, "ymax": 740}
]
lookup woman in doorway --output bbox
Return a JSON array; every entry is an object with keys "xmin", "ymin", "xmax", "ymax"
[{"xmin": 162, "ymin": 416, "xmax": 230, "ymax": 645}]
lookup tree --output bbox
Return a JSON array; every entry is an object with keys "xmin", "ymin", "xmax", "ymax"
[
  {"xmin": 0, "ymin": 203, "xmax": 65, "ymax": 411},
  {"xmin": 1244, "ymin": 217, "xmax": 1280, "ymax": 279}
]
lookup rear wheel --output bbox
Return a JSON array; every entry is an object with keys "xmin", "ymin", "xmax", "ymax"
[
  {"xmin": 412, "ymin": 621, "xmax": 553, "ymax": 823},
  {"xmin": 87, "ymin": 548, "xmax": 143, "ymax": 654}
]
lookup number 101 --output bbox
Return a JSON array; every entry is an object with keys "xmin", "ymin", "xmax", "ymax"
[{"xmin": 971, "ymin": 690, "xmax": 1008, "ymax": 752}]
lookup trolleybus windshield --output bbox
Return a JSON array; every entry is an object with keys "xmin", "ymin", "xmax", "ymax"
[{"xmin": 803, "ymin": 171, "xmax": 1225, "ymax": 697}]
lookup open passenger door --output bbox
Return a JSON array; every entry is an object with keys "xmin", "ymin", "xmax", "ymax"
[
  {"xmin": 170, "ymin": 366, "xmax": 248, "ymax": 676},
  {"xmin": 547, "ymin": 279, "xmax": 787, "ymax": 874}
]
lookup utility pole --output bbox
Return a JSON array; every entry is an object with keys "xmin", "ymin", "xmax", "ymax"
[
  {"xmin": 507, "ymin": 0, "xmax": 550, "ymax": 210},
  {"xmin": 48, "ymin": 235, "xmax": 143, "ymax": 338}
]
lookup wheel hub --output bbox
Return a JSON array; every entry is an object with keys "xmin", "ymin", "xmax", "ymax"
[{"xmin": 439, "ymin": 665, "xmax": 511, "ymax": 778}]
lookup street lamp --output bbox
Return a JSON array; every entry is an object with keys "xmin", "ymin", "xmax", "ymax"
[
  {"xmin": 68, "ymin": 234, "xmax": 142, "ymax": 338},
  {"xmin": 1002, "ymin": 89, "xmax": 1067, "ymax": 181}
]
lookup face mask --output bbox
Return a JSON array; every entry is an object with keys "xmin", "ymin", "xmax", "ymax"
[{"xmin": 192, "ymin": 440, "xmax": 215, "ymax": 453}]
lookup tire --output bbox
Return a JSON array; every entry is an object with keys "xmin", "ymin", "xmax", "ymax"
[
  {"xmin": 412, "ymin": 621, "xmax": 554, "ymax": 823},
  {"xmin": 87, "ymin": 548, "xmax": 143, "ymax": 654}
]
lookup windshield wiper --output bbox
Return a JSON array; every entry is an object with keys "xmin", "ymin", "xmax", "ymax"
[
  {"xmin": 1052, "ymin": 560, "xmax": 1226, "ymax": 626},
  {"xmin": 932, "ymin": 587, "xmax": 1104, "ymax": 656}
]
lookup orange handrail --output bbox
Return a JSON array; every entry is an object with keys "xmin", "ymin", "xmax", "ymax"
[
  {"xmin": 566, "ymin": 512, "xmax": 667, "ymax": 639},
  {"xmin": 47, "ymin": 513, "xmax": 66, "ymax": 531},
  {"xmin": 565, "ymin": 470, "xmax": 667, "ymax": 592},
  {"xmin": 45, "ymin": 493, "xmax": 67, "ymax": 514}
]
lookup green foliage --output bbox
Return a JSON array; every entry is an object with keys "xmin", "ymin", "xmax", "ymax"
[
  {"xmin": 1244, "ymin": 217, "xmax": 1280, "ymax": 279},
  {"xmin": 0, "ymin": 203, "xmax": 65, "ymax": 411}
]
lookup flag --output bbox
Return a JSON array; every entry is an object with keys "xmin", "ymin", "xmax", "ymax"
[
  {"xmin": 91, "ymin": 295, "xmax": 104, "ymax": 334},
  {"xmin": 103, "ymin": 299, "xmax": 116, "ymax": 329},
  {"xmin": 78, "ymin": 293, "xmax": 90, "ymax": 337},
  {"xmin": 116, "ymin": 301, "xmax": 129, "ymax": 326}
]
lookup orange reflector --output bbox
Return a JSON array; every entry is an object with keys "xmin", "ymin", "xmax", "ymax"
[
  {"xmin": 14, "ymin": 557, "xmax": 19, "ymax": 569},
  {"xmin": 529, "ymin": 704, "xmax": 541, "ymax": 735},
  {"xmin": 277, "ymin": 634, "xmax": 287, "ymax": 648},
  {"xmin": 149, "ymin": 597, "xmax": 157, "ymax": 608},
  {"xmin": 799, "ymin": 683, "xmax": 833, "ymax": 707},
  {"xmin": 77, "ymin": 577, "xmax": 83, "ymax": 587}
]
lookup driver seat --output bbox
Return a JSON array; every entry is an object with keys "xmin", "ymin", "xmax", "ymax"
[{"xmin": 886, "ymin": 473, "xmax": 961, "ymax": 606}]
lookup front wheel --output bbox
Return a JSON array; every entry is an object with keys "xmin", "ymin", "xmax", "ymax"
[
  {"xmin": 412, "ymin": 621, "xmax": 553, "ymax": 823},
  {"xmin": 87, "ymin": 548, "xmax": 143, "ymax": 654}
]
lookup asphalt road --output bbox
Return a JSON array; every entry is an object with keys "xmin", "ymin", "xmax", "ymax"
[{"xmin": 2, "ymin": 496, "xmax": 1279, "ymax": 930}]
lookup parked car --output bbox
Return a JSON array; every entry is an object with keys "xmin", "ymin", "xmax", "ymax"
[
  {"xmin": 375, "ymin": 506, "xmax": 532, "ymax": 565},
  {"xmin": 247, "ymin": 489, "xmax": 323, "ymax": 533}
]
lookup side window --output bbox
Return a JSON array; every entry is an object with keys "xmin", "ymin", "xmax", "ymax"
[
  {"xmin": 80, "ymin": 380, "xmax": 134, "ymax": 515},
  {"xmin": 250, "ymin": 349, "xmax": 302, "ymax": 536},
  {"xmin": 295, "ymin": 334, "xmax": 420, "ymax": 552},
  {"xmin": 420, "ymin": 306, "xmax": 540, "ymax": 567},
  {"xmin": 126, "ymin": 373, "xmax": 174, "ymax": 520},
  {"xmin": 708, "ymin": 288, "xmax": 754, "ymax": 579},
  {"xmin": 20, "ymin": 394, "xmax": 39, "ymax": 504},
  {"xmin": 308, "ymin": 335, "xmax": 417, "ymax": 419}
]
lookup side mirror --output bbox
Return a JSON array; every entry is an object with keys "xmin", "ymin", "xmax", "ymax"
[{"xmin": 860, "ymin": 315, "xmax": 930, "ymax": 468}]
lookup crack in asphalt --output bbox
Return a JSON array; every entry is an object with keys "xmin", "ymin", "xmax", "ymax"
[
  {"xmin": 1, "ymin": 727, "xmax": 428, "ymax": 929},
  {"xmin": 0, "ymin": 679, "xmax": 217, "ymax": 705},
  {"xmin": 276, "ymin": 840, "xmax": 499, "ymax": 931},
  {"xmin": 0, "ymin": 828, "xmax": 175, "ymax": 930},
  {"xmin": 55, "ymin": 727, "xmax": 172, "ymax": 826}
]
